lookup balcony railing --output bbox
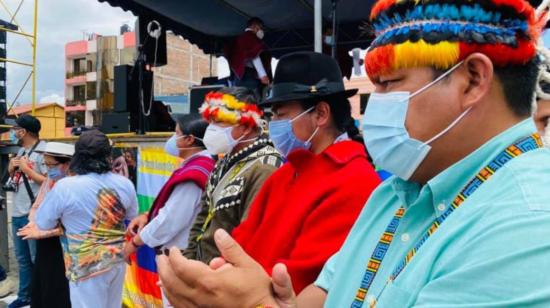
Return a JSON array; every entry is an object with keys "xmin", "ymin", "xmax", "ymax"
[
  {"xmin": 65, "ymin": 99, "xmax": 86, "ymax": 107},
  {"xmin": 65, "ymin": 70, "xmax": 88, "ymax": 79}
]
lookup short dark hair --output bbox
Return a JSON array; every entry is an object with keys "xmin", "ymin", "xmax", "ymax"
[
  {"xmin": 433, "ymin": 57, "xmax": 540, "ymax": 117},
  {"xmin": 299, "ymin": 95, "xmax": 363, "ymax": 143},
  {"xmin": 247, "ymin": 17, "xmax": 264, "ymax": 28},
  {"xmin": 70, "ymin": 155, "xmax": 111, "ymax": 175},
  {"xmin": 52, "ymin": 156, "xmax": 71, "ymax": 165},
  {"xmin": 174, "ymin": 113, "xmax": 208, "ymax": 147},
  {"xmin": 494, "ymin": 57, "xmax": 540, "ymax": 116}
]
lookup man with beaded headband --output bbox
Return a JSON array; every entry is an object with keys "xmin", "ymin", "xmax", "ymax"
[
  {"xmin": 155, "ymin": 0, "xmax": 550, "ymax": 307},
  {"xmin": 182, "ymin": 87, "xmax": 283, "ymax": 264}
]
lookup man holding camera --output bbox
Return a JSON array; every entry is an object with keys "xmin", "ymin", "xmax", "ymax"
[{"xmin": 6, "ymin": 115, "xmax": 46, "ymax": 308}]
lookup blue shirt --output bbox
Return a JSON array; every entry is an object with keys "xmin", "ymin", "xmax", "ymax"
[{"xmin": 316, "ymin": 119, "xmax": 550, "ymax": 307}]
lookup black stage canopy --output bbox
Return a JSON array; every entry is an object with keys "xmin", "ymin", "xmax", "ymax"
[{"xmin": 98, "ymin": 0, "xmax": 376, "ymax": 58}]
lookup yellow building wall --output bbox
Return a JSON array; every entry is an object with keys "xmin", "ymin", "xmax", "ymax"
[
  {"xmin": 1, "ymin": 105, "xmax": 66, "ymax": 140},
  {"xmin": 35, "ymin": 105, "xmax": 66, "ymax": 139}
]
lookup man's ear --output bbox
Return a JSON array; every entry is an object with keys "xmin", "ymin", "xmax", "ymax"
[
  {"xmin": 240, "ymin": 124, "xmax": 256, "ymax": 138},
  {"xmin": 184, "ymin": 135, "xmax": 196, "ymax": 147},
  {"xmin": 460, "ymin": 53, "xmax": 494, "ymax": 110},
  {"xmin": 314, "ymin": 101, "xmax": 332, "ymax": 128}
]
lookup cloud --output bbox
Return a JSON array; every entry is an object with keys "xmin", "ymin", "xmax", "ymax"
[
  {"xmin": 1, "ymin": 0, "xmax": 134, "ymax": 105},
  {"xmin": 40, "ymin": 93, "xmax": 65, "ymax": 105}
]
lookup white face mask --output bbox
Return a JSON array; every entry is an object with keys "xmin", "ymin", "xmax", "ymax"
[
  {"xmin": 256, "ymin": 29, "xmax": 265, "ymax": 40},
  {"xmin": 164, "ymin": 134, "xmax": 203, "ymax": 157},
  {"xmin": 203, "ymin": 124, "xmax": 242, "ymax": 155}
]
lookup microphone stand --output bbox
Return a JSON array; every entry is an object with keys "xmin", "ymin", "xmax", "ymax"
[{"xmin": 132, "ymin": 43, "xmax": 148, "ymax": 135}]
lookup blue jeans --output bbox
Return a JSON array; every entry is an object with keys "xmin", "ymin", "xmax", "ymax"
[
  {"xmin": 0, "ymin": 264, "xmax": 6, "ymax": 281},
  {"xmin": 12, "ymin": 215, "xmax": 36, "ymax": 300}
]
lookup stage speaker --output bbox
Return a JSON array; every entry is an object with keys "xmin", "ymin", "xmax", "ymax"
[
  {"xmin": 114, "ymin": 65, "xmax": 134, "ymax": 112},
  {"xmin": 189, "ymin": 85, "xmax": 224, "ymax": 114},
  {"xmin": 135, "ymin": 15, "xmax": 167, "ymax": 67},
  {"xmin": 114, "ymin": 65, "xmax": 153, "ymax": 113},
  {"xmin": 101, "ymin": 101, "xmax": 174, "ymax": 134},
  {"xmin": 100, "ymin": 112, "xmax": 131, "ymax": 134}
]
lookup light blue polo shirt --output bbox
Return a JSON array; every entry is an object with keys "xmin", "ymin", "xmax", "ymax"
[{"xmin": 316, "ymin": 119, "xmax": 550, "ymax": 307}]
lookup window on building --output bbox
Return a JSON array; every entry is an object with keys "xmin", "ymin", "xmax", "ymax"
[
  {"xmin": 73, "ymin": 58, "xmax": 87, "ymax": 76},
  {"xmin": 86, "ymin": 54, "xmax": 97, "ymax": 73},
  {"xmin": 73, "ymin": 85, "xmax": 86, "ymax": 103},
  {"xmin": 86, "ymin": 82, "xmax": 97, "ymax": 100},
  {"xmin": 66, "ymin": 111, "xmax": 85, "ymax": 127}
]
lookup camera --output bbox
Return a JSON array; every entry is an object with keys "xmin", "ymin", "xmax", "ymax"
[{"xmin": 2, "ymin": 177, "xmax": 18, "ymax": 192}]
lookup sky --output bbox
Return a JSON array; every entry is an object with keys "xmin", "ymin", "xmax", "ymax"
[{"xmin": 2, "ymin": 0, "xmax": 135, "ymax": 106}]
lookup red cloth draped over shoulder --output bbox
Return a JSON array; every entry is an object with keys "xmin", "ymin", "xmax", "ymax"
[{"xmin": 147, "ymin": 155, "xmax": 215, "ymax": 221}]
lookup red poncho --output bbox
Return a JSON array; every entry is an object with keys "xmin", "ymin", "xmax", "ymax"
[{"xmin": 232, "ymin": 141, "xmax": 381, "ymax": 292}]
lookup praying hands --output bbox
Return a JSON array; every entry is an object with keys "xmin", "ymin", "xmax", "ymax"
[{"xmin": 157, "ymin": 229, "xmax": 297, "ymax": 308}]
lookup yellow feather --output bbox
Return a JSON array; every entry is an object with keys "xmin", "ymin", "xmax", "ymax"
[{"xmin": 393, "ymin": 39, "xmax": 460, "ymax": 71}]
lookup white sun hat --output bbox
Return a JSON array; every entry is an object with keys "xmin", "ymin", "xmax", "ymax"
[{"xmin": 35, "ymin": 142, "xmax": 75, "ymax": 158}]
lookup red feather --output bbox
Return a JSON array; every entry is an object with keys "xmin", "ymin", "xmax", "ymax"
[
  {"xmin": 490, "ymin": 0, "xmax": 534, "ymax": 20},
  {"xmin": 365, "ymin": 44, "xmax": 395, "ymax": 79},
  {"xmin": 459, "ymin": 40, "xmax": 536, "ymax": 66},
  {"xmin": 370, "ymin": 0, "xmax": 397, "ymax": 20}
]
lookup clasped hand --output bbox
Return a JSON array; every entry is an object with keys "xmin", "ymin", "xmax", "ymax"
[{"xmin": 157, "ymin": 229, "xmax": 298, "ymax": 308}]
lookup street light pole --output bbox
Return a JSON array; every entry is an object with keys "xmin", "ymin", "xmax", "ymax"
[
  {"xmin": 314, "ymin": 0, "xmax": 322, "ymax": 52},
  {"xmin": 31, "ymin": 0, "xmax": 38, "ymax": 116}
]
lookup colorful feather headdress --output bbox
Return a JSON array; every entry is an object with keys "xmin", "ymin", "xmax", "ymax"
[
  {"xmin": 199, "ymin": 91, "xmax": 263, "ymax": 127},
  {"xmin": 365, "ymin": 0, "xmax": 550, "ymax": 79}
]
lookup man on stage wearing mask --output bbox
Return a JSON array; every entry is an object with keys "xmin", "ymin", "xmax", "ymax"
[
  {"xmin": 155, "ymin": 0, "xmax": 550, "ymax": 307},
  {"xmin": 182, "ymin": 87, "xmax": 283, "ymax": 264},
  {"xmin": 224, "ymin": 17, "xmax": 272, "ymax": 96}
]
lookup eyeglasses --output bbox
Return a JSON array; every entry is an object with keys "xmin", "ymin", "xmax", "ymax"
[{"xmin": 44, "ymin": 162, "xmax": 60, "ymax": 168}]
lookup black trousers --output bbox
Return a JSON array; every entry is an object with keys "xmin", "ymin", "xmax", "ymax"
[{"xmin": 31, "ymin": 236, "xmax": 71, "ymax": 308}]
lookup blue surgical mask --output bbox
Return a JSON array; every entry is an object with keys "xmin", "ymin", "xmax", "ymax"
[
  {"xmin": 9, "ymin": 130, "xmax": 18, "ymax": 144},
  {"xmin": 269, "ymin": 107, "xmax": 319, "ymax": 157},
  {"xmin": 47, "ymin": 166, "xmax": 64, "ymax": 180},
  {"xmin": 362, "ymin": 61, "xmax": 470, "ymax": 180}
]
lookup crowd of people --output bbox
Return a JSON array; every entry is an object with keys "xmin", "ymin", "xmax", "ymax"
[{"xmin": 2, "ymin": 0, "xmax": 550, "ymax": 307}]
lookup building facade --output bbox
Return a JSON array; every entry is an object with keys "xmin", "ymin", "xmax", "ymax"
[
  {"xmin": 64, "ymin": 29, "xmax": 217, "ymax": 134},
  {"xmin": 344, "ymin": 76, "xmax": 375, "ymax": 120}
]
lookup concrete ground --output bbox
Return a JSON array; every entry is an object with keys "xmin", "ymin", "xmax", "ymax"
[{"xmin": 0, "ymin": 192, "xmax": 25, "ymax": 307}]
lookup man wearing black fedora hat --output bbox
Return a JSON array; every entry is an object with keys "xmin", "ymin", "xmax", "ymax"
[{"xmin": 156, "ymin": 51, "xmax": 381, "ymax": 305}]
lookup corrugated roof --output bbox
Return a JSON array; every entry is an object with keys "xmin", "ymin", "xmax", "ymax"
[{"xmin": 8, "ymin": 103, "xmax": 64, "ymax": 115}]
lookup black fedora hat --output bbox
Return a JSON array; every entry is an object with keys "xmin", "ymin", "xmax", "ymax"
[{"xmin": 262, "ymin": 51, "xmax": 358, "ymax": 106}]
